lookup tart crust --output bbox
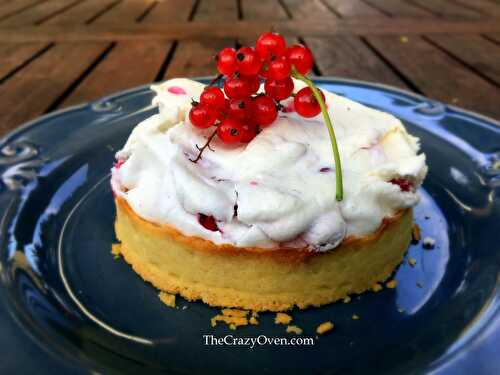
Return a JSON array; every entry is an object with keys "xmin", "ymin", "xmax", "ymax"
[{"xmin": 114, "ymin": 197, "xmax": 412, "ymax": 311}]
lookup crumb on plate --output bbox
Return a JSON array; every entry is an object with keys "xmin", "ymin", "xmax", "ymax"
[
  {"xmin": 275, "ymin": 312, "xmax": 293, "ymax": 325},
  {"xmin": 111, "ymin": 243, "xmax": 121, "ymax": 258},
  {"xmin": 372, "ymin": 283, "xmax": 383, "ymax": 292},
  {"xmin": 408, "ymin": 257, "xmax": 417, "ymax": 266},
  {"xmin": 386, "ymin": 279, "xmax": 397, "ymax": 289},
  {"xmin": 343, "ymin": 296, "xmax": 351, "ymax": 303},
  {"xmin": 411, "ymin": 224, "xmax": 421, "ymax": 243},
  {"xmin": 423, "ymin": 236, "xmax": 435, "ymax": 249},
  {"xmin": 159, "ymin": 292, "xmax": 176, "ymax": 308},
  {"xmin": 286, "ymin": 325, "xmax": 303, "ymax": 335},
  {"xmin": 316, "ymin": 321, "xmax": 334, "ymax": 335},
  {"xmin": 352, "ymin": 314, "xmax": 360, "ymax": 320}
]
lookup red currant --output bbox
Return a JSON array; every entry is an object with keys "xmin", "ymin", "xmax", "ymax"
[
  {"xmin": 285, "ymin": 44, "xmax": 314, "ymax": 75},
  {"xmin": 294, "ymin": 87, "xmax": 325, "ymax": 118},
  {"xmin": 226, "ymin": 98, "xmax": 254, "ymax": 122},
  {"xmin": 236, "ymin": 47, "xmax": 262, "ymax": 76},
  {"xmin": 389, "ymin": 178, "xmax": 413, "ymax": 192},
  {"xmin": 200, "ymin": 87, "xmax": 225, "ymax": 109},
  {"xmin": 189, "ymin": 104, "xmax": 218, "ymax": 128},
  {"xmin": 256, "ymin": 32, "xmax": 286, "ymax": 61},
  {"xmin": 223, "ymin": 75, "xmax": 252, "ymax": 99},
  {"xmin": 264, "ymin": 77, "xmax": 294, "ymax": 101},
  {"xmin": 253, "ymin": 95, "xmax": 278, "ymax": 127},
  {"xmin": 259, "ymin": 62, "xmax": 269, "ymax": 79},
  {"xmin": 267, "ymin": 55, "xmax": 291, "ymax": 81},
  {"xmin": 217, "ymin": 118, "xmax": 244, "ymax": 143},
  {"xmin": 198, "ymin": 213, "xmax": 219, "ymax": 231},
  {"xmin": 246, "ymin": 74, "xmax": 260, "ymax": 94},
  {"xmin": 216, "ymin": 48, "xmax": 237, "ymax": 76},
  {"xmin": 240, "ymin": 122, "xmax": 258, "ymax": 143}
]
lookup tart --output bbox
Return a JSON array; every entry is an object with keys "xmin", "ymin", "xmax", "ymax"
[{"xmin": 111, "ymin": 34, "xmax": 427, "ymax": 312}]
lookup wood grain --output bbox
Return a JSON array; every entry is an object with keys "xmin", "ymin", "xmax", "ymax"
[
  {"xmin": 366, "ymin": 35, "xmax": 500, "ymax": 119},
  {"xmin": 364, "ymin": 0, "xmax": 432, "ymax": 17},
  {"xmin": 281, "ymin": 0, "xmax": 338, "ymax": 19},
  {"xmin": 426, "ymin": 34, "xmax": 500, "ymax": 85},
  {"xmin": 0, "ymin": 42, "xmax": 109, "ymax": 135},
  {"xmin": 305, "ymin": 36, "xmax": 407, "ymax": 88},
  {"xmin": 0, "ymin": 0, "xmax": 82, "ymax": 26},
  {"xmin": 164, "ymin": 0, "xmax": 238, "ymax": 79},
  {"xmin": 44, "ymin": 0, "xmax": 119, "ymax": 24},
  {"xmin": 241, "ymin": 0, "xmax": 289, "ymax": 20},
  {"xmin": 0, "ymin": 42, "xmax": 49, "ymax": 80},
  {"xmin": 2, "ymin": 18, "xmax": 500, "ymax": 42},
  {"xmin": 93, "ymin": 0, "xmax": 155, "ymax": 24},
  {"xmin": 59, "ymin": 41, "xmax": 171, "ymax": 107},
  {"xmin": 143, "ymin": 0, "xmax": 195, "ymax": 25},
  {"xmin": 409, "ymin": 0, "xmax": 482, "ymax": 18},
  {"xmin": 451, "ymin": 0, "xmax": 500, "ymax": 17},
  {"xmin": 324, "ymin": 0, "xmax": 385, "ymax": 18},
  {"xmin": 0, "ymin": 0, "xmax": 43, "ymax": 20}
]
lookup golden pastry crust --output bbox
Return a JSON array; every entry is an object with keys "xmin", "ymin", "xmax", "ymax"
[{"xmin": 114, "ymin": 197, "xmax": 412, "ymax": 311}]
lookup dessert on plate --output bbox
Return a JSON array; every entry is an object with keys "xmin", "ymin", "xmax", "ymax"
[{"xmin": 111, "ymin": 33, "xmax": 427, "ymax": 311}]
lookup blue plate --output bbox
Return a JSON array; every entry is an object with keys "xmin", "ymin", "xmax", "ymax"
[{"xmin": 1, "ymin": 78, "xmax": 499, "ymax": 374}]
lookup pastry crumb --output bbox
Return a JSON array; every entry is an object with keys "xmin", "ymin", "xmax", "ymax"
[
  {"xmin": 275, "ymin": 312, "xmax": 293, "ymax": 325},
  {"xmin": 222, "ymin": 309, "xmax": 248, "ymax": 318},
  {"xmin": 316, "ymin": 321, "xmax": 334, "ymax": 335},
  {"xmin": 211, "ymin": 314, "xmax": 248, "ymax": 329},
  {"xmin": 352, "ymin": 314, "xmax": 360, "ymax": 320},
  {"xmin": 111, "ymin": 243, "xmax": 121, "ymax": 258},
  {"xmin": 386, "ymin": 279, "xmax": 397, "ymax": 289},
  {"xmin": 423, "ymin": 236, "xmax": 435, "ymax": 249},
  {"xmin": 182, "ymin": 305, "xmax": 188, "ymax": 310},
  {"xmin": 249, "ymin": 316, "xmax": 259, "ymax": 325},
  {"xmin": 286, "ymin": 325, "xmax": 303, "ymax": 335},
  {"xmin": 408, "ymin": 257, "xmax": 417, "ymax": 266},
  {"xmin": 372, "ymin": 283, "xmax": 383, "ymax": 292},
  {"xmin": 411, "ymin": 224, "xmax": 421, "ymax": 243},
  {"xmin": 159, "ymin": 292, "xmax": 176, "ymax": 308},
  {"xmin": 343, "ymin": 296, "xmax": 351, "ymax": 303}
]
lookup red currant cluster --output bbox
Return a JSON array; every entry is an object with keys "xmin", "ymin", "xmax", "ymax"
[{"xmin": 188, "ymin": 32, "xmax": 325, "ymax": 161}]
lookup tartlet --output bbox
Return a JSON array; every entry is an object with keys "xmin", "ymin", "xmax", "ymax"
[{"xmin": 111, "ymin": 77, "xmax": 427, "ymax": 311}]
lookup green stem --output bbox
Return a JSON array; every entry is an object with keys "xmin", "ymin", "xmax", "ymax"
[{"xmin": 291, "ymin": 66, "xmax": 343, "ymax": 201}]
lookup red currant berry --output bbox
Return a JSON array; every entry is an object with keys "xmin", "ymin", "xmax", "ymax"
[
  {"xmin": 189, "ymin": 104, "xmax": 218, "ymax": 128},
  {"xmin": 267, "ymin": 56, "xmax": 291, "ymax": 81},
  {"xmin": 236, "ymin": 47, "xmax": 262, "ymax": 76},
  {"xmin": 226, "ymin": 98, "xmax": 254, "ymax": 122},
  {"xmin": 254, "ymin": 95, "xmax": 278, "ymax": 127},
  {"xmin": 285, "ymin": 44, "xmax": 314, "ymax": 75},
  {"xmin": 245, "ymin": 74, "xmax": 260, "ymax": 94},
  {"xmin": 198, "ymin": 213, "xmax": 219, "ymax": 231},
  {"xmin": 217, "ymin": 118, "xmax": 244, "ymax": 143},
  {"xmin": 240, "ymin": 122, "xmax": 258, "ymax": 143},
  {"xmin": 200, "ymin": 87, "xmax": 225, "ymax": 109},
  {"xmin": 223, "ymin": 75, "xmax": 252, "ymax": 99},
  {"xmin": 264, "ymin": 77, "xmax": 294, "ymax": 101},
  {"xmin": 256, "ymin": 32, "xmax": 286, "ymax": 61},
  {"xmin": 216, "ymin": 48, "xmax": 237, "ymax": 76},
  {"xmin": 259, "ymin": 61, "xmax": 269, "ymax": 78},
  {"xmin": 294, "ymin": 87, "xmax": 325, "ymax": 118},
  {"xmin": 389, "ymin": 178, "xmax": 413, "ymax": 192}
]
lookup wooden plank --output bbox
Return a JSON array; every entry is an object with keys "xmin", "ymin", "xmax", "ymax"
[
  {"xmin": 163, "ymin": 0, "xmax": 237, "ymax": 79},
  {"xmin": 281, "ymin": 0, "xmax": 338, "ymax": 19},
  {"xmin": 59, "ymin": 41, "xmax": 171, "ymax": 107},
  {"xmin": 0, "ymin": 0, "xmax": 42, "ymax": 20},
  {"xmin": 0, "ymin": 42, "xmax": 49, "ymax": 79},
  {"xmin": 364, "ymin": 0, "xmax": 432, "ymax": 17},
  {"xmin": 194, "ymin": 0, "xmax": 238, "ymax": 21},
  {"xmin": 241, "ymin": 0, "xmax": 289, "ymax": 20},
  {"xmin": 0, "ymin": 42, "xmax": 109, "ymax": 135},
  {"xmin": 426, "ymin": 34, "xmax": 500, "ymax": 85},
  {"xmin": 366, "ymin": 35, "xmax": 500, "ymax": 119},
  {"xmin": 323, "ymin": 0, "xmax": 385, "ymax": 18},
  {"xmin": 305, "ymin": 36, "xmax": 407, "ymax": 88},
  {"xmin": 452, "ymin": 0, "xmax": 500, "ymax": 17},
  {"xmin": 93, "ymin": 0, "xmax": 155, "ymax": 24},
  {"xmin": 44, "ymin": 0, "xmax": 118, "ymax": 24},
  {"xmin": 409, "ymin": 0, "xmax": 482, "ymax": 18},
  {"xmin": 2, "ymin": 19, "xmax": 500, "ymax": 42},
  {"xmin": 485, "ymin": 34, "xmax": 500, "ymax": 44},
  {"xmin": 142, "ymin": 0, "xmax": 195, "ymax": 24},
  {"xmin": 0, "ymin": 0, "xmax": 82, "ymax": 26}
]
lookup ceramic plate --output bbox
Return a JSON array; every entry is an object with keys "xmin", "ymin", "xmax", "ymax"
[{"xmin": 1, "ymin": 78, "xmax": 499, "ymax": 374}]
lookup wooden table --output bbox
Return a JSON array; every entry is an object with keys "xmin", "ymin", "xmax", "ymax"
[{"xmin": 1, "ymin": 0, "xmax": 499, "ymax": 136}]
